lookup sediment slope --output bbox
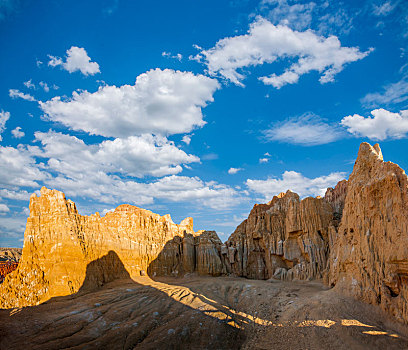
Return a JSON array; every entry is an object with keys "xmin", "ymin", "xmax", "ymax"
[{"xmin": 1, "ymin": 276, "xmax": 407, "ymax": 350}]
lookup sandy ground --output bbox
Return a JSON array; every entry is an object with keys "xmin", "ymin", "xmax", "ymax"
[{"xmin": 1, "ymin": 276, "xmax": 407, "ymax": 350}]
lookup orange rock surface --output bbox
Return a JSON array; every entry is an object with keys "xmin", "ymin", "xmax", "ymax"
[
  {"xmin": 1, "ymin": 142, "xmax": 408, "ymax": 327},
  {"xmin": 328, "ymin": 142, "xmax": 408, "ymax": 323},
  {"xmin": 0, "ymin": 187, "xmax": 222, "ymax": 308}
]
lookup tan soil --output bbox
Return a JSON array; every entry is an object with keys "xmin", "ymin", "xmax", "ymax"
[{"xmin": 1, "ymin": 276, "xmax": 407, "ymax": 350}]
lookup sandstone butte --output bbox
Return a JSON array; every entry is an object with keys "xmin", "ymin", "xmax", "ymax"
[{"xmin": 0, "ymin": 142, "xmax": 407, "ymax": 326}]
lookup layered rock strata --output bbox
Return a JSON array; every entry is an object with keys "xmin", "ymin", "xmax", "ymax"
[
  {"xmin": 0, "ymin": 188, "xmax": 223, "ymax": 308},
  {"xmin": 148, "ymin": 230, "xmax": 225, "ymax": 277},
  {"xmin": 2, "ymin": 142, "xmax": 408, "ymax": 326},
  {"xmin": 224, "ymin": 191, "xmax": 336, "ymax": 281},
  {"xmin": 328, "ymin": 143, "xmax": 408, "ymax": 323}
]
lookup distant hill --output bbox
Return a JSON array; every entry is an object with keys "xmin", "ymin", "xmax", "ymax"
[{"xmin": 0, "ymin": 248, "xmax": 22, "ymax": 262}]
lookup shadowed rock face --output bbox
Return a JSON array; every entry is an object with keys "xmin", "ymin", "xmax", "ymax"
[
  {"xmin": 1, "ymin": 142, "xmax": 408, "ymax": 326},
  {"xmin": 147, "ymin": 231, "xmax": 225, "ymax": 277},
  {"xmin": 0, "ymin": 189, "xmax": 223, "ymax": 308},
  {"xmin": 328, "ymin": 142, "xmax": 408, "ymax": 324},
  {"xmin": 224, "ymin": 190, "xmax": 336, "ymax": 281}
]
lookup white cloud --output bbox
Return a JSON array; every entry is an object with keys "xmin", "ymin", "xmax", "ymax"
[
  {"xmin": 0, "ymin": 110, "xmax": 10, "ymax": 141},
  {"xmin": 45, "ymin": 172, "xmax": 239, "ymax": 210},
  {"xmin": 48, "ymin": 46, "xmax": 100, "ymax": 76},
  {"xmin": 0, "ymin": 145, "xmax": 47, "ymax": 189},
  {"xmin": 265, "ymin": 113, "xmax": 343, "ymax": 145},
  {"xmin": 24, "ymin": 79, "xmax": 35, "ymax": 89},
  {"xmin": 162, "ymin": 51, "xmax": 183, "ymax": 61},
  {"xmin": 246, "ymin": 170, "xmax": 346, "ymax": 199},
  {"xmin": 182, "ymin": 135, "xmax": 192, "ymax": 145},
  {"xmin": 0, "ymin": 128, "xmax": 242, "ymax": 211},
  {"xmin": 9, "ymin": 89, "xmax": 36, "ymax": 101},
  {"xmin": 11, "ymin": 127, "xmax": 25, "ymax": 139},
  {"xmin": 0, "ymin": 189, "xmax": 31, "ymax": 201},
  {"xmin": 259, "ymin": 0, "xmax": 354, "ymax": 36},
  {"xmin": 0, "ymin": 203, "xmax": 10, "ymax": 212},
  {"xmin": 341, "ymin": 108, "xmax": 408, "ymax": 140},
  {"xmin": 40, "ymin": 68, "xmax": 220, "ymax": 138},
  {"xmin": 260, "ymin": 0, "xmax": 316, "ymax": 31},
  {"xmin": 373, "ymin": 1, "xmax": 396, "ymax": 16},
  {"xmin": 195, "ymin": 17, "xmax": 370, "ymax": 87},
  {"xmin": 361, "ymin": 77, "xmax": 408, "ymax": 108},
  {"xmin": 0, "ymin": 215, "xmax": 27, "ymax": 239},
  {"xmin": 259, "ymin": 158, "xmax": 269, "ymax": 163},
  {"xmin": 39, "ymin": 81, "xmax": 50, "ymax": 92},
  {"xmin": 101, "ymin": 208, "xmax": 115, "ymax": 216},
  {"xmin": 30, "ymin": 131, "xmax": 199, "ymax": 179},
  {"xmin": 228, "ymin": 167, "xmax": 243, "ymax": 174}
]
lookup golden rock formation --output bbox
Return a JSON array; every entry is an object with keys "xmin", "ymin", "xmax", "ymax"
[
  {"xmin": 328, "ymin": 142, "xmax": 408, "ymax": 323},
  {"xmin": 0, "ymin": 187, "xmax": 222, "ymax": 308},
  {"xmin": 2, "ymin": 142, "xmax": 408, "ymax": 327}
]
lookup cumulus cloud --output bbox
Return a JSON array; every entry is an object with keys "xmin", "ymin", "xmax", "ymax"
[
  {"xmin": 228, "ymin": 167, "xmax": 243, "ymax": 174},
  {"xmin": 0, "ymin": 203, "xmax": 9, "ymax": 212},
  {"xmin": 361, "ymin": 77, "xmax": 408, "ymax": 108},
  {"xmin": 182, "ymin": 135, "xmax": 192, "ymax": 145},
  {"xmin": 0, "ymin": 110, "xmax": 10, "ymax": 141},
  {"xmin": 259, "ymin": 158, "xmax": 269, "ymax": 163},
  {"xmin": 162, "ymin": 51, "xmax": 183, "ymax": 61},
  {"xmin": 0, "ymin": 189, "xmax": 31, "ymax": 201},
  {"xmin": 0, "ymin": 216, "xmax": 27, "ymax": 240},
  {"xmin": 194, "ymin": 17, "xmax": 370, "ymax": 87},
  {"xmin": 265, "ymin": 113, "xmax": 343, "ymax": 145},
  {"xmin": 246, "ymin": 170, "xmax": 346, "ymax": 200},
  {"xmin": 0, "ymin": 135, "xmax": 240, "ymax": 211},
  {"xmin": 22, "ymin": 80, "xmax": 53, "ymax": 92},
  {"xmin": 40, "ymin": 68, "xmax": 220, "ymax": 138},
  {"xmin": 30, "ymin": 131, "xmax": 199, "ymax": 179},
  {"xmin": 45, "ymin": 171, "xmax": 239, "ymax": 210},
  {"xmin": 9, "ymin": 89, "xmax": 36, "ymax": 101},
  {"xmin": 11, "ymin": 127, "xmax": 25, "ymax": 138},
  {"xmin": 48, "ymin": 46, "xmax": 100, "ymax": 76},
  {"xmin": 0, "ymin": 145, "xmax": 47, "ymax": 189},
  {"xmin": 341, "ymin": 108, "xmax": 408, "ymax": 140},
  {"xmin": 39, "ymin": 81, "xmax": 50, "ymax": 92},
  {"xmin": 23, "ymin": 79, "xmax": 35, "ymax": 89}
]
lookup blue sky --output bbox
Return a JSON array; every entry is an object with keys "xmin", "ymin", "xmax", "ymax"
[{"xmin": 1, "ymin": 0, "xmax": 408, "ymax": 247}]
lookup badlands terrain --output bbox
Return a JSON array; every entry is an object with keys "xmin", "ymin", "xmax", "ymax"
[
  {"xmin": 0, "ymin": 142, "xmax": 408, "ymax": 349},
  {"xmin": 1, "ymin": 275, "xmax": 408, "ymax": 349}
]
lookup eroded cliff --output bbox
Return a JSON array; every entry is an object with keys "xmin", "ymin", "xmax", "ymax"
[
  {"xmin": 0, "ymin": 188, "xmax": 223, "ymax": 308},
  {"xmin": 328, "ymin": 142, "xmax": 408, "ymax": 323},
  {"xmin": 1, "ymin": 142, "xmax": 408, "ymax": 327},
  {"xmin": 224, "ymin": 190, "xmax": 337, "ymax": 281}
]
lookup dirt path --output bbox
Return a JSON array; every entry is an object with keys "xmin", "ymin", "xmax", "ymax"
[{"xmin": 1, "ymin": 276, "xmax": 407, "ymax": 349}]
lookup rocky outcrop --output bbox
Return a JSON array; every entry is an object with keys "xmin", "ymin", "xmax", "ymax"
[
  {"xmin": 328, "ymin": 143, "xmax": 408, "ymax": 323},
  {"xmin": 0, "ymin": 248, "xmax": 22, "ymax": 262},
  {"xmin": 224, "ymin": 190, "xmax": 336, "ymax": 281},
  {"xmin": 0, "ymin": 188, "xmax": 223, "ymax": 308},
  {"xmin": 147, "ymin": 230, "xmax": 225, "ymax": 277},
  {"xmin": 2, "ymin": 142, "xmax": 408, "ymax": 326},
  {"xmin": 324, "ymin": 179, "xmax": 348, "ymax": 221}
]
